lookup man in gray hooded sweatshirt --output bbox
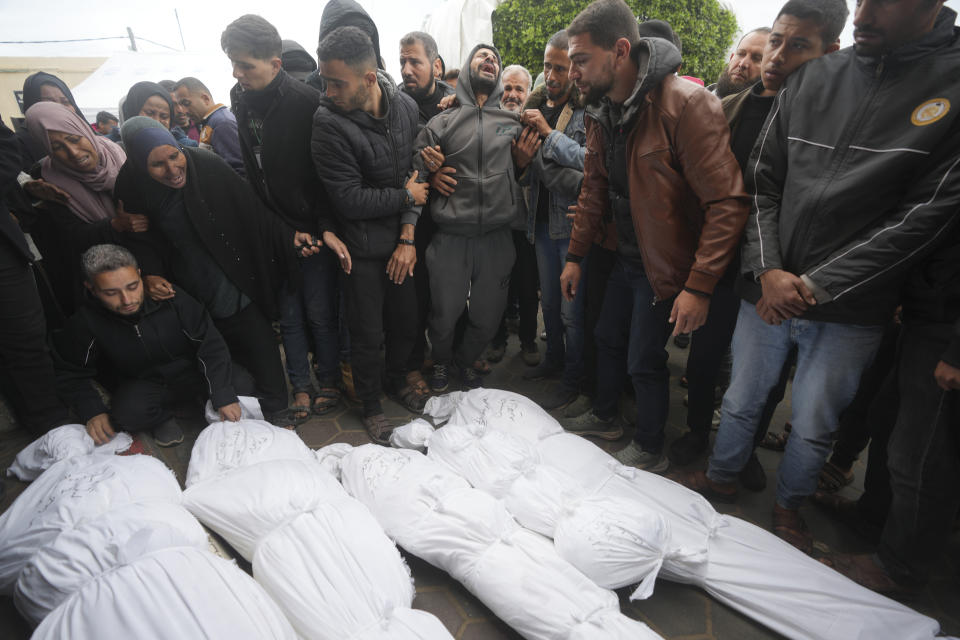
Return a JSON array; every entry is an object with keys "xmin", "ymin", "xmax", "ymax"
[{"xmin": 413, "ymin": 44, "xmax": 523, "ymax": 392}]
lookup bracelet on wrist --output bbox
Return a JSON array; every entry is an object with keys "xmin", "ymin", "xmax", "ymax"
[{"xmin": 397, "ymin": 238, "xmax": 415, "ymax": 246}]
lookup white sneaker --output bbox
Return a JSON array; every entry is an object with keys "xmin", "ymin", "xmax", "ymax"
[{"xmin": 612, "ymin": 442, "xmax": 669, "ymax": 473}]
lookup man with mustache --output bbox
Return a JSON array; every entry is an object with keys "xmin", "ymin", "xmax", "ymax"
[
  {"xmin": 681, "ymin": 0, "xmax": 960, "ymax": 558},
  {"xmin": 709, "ymin": 28, "xmax": 770, "ymax": 98},
  {"xmin": 413, "ymin": 44, "xmax": 523, "ymax": 392},
  {"xmin": 513, "ymin": 30, "xmax": 590, "ymax": 410},
  {"xmin": 558, "ymin": 0, "xmax": 749, "ymax": 472}
]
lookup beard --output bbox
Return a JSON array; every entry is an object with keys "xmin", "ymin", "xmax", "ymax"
[
  {"xmin": 403, "ymin": 77, "xmax": 433, "ymax": 100},
  {"xmin": 348, "ymin": 83, "xmax": 369, "ymax": 111},
  {"xmin": 583, "ymin": 77, "xmax": 613, "ymax": 106},
  {"xmin": 715, "ymin": 69, "xmax": 753, "ymax": 98},
  {"xmin": 545, "ymin": 81, "xmax": 571, "ymax": 103},
  {"xmin": 501, "ymin": 95, "xmax": 522, "ymax": 111},
  {"xmin": 470, "ymin": 69, "xmax": 497, "ymax": 97}
]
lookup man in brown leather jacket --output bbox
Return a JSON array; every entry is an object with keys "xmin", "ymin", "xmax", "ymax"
[{"xmin": 558, "ymin": 0, "xmax": 749, "ymax": 471}]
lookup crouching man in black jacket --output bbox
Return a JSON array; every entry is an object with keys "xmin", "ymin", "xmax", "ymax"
[{"xmin": 53, "ymin": 244, "xmax": 250, "ymax": 447}]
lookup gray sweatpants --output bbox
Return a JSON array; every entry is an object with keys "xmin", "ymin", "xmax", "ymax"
[{"xmin": 426, "ymin": 227, "xmax": 516, "ymax": 367}]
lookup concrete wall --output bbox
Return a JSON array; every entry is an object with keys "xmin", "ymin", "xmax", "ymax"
[{"xmin": 0, "ymin": 57, "xmax": 106, "ymax": 129}]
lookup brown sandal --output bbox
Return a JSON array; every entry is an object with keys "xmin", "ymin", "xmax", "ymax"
[
  {"xmin": 312, "ymin": 387, "xmax": 341, "ymax": 415},
  {"xmin": 817, "ymin": 461, "xmax": 855, "ymax": 492},
  {"xmin": 668, "ymin": 469, "xmax": 738, "ymax": 504},
  {"xmin": 772, "ymin": 505, "xmax": 813, "ymax": 553},
  {"xmin": 362, "ymin": 413, "xmax": 394, "ymax": 445}
]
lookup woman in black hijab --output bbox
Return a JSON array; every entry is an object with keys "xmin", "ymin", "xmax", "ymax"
[
  {"xmin": 115, "ymin": 116, "xmax": 320, "ymax": 428},
  {"xmin": 108, "ymin": 81, "xmax": 197, "ymax": 149}
]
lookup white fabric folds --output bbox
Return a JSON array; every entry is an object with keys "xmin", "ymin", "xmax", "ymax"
[
  {"xmin": 6, "ymin": 424, "xmax": 132, "ymax": 481},
  {"xmin": 424, "ymin": 389, "xmax": 946, "ymax": 640},
  {"xmin": 183, "ymin": 419, "xmax": 452, "ymax": 640},
  {"xmin": 334, "ymin": 443, "xmax": 662, "ymax": 640}
]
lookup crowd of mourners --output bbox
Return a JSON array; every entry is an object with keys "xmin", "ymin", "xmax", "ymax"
[{"xmin": 0, "ymin": 0, "xmax": 957, "ymax": 601}]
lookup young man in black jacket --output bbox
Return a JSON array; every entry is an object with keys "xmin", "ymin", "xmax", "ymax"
[
  {"xmin": 697, "ymin": 0, "xmax": 960, "ymax": 553},
  {"xmin": 222, "ymin": 14, "xmax": 344, "ymax": 418},
  {"xmin": 312, "ymin": 26, "xmax": 429, "ymax": 443},
  {"xmin": 53, "ymin": 245, "xmax": 250, "ymax": 447}
]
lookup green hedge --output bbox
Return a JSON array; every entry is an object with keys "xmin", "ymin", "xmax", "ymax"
[{"xmin": 492, "ymin": 0, "xmax": 739, "ymax": 85}]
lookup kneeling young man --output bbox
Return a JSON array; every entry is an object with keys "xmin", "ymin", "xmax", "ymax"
[{"xmin": 54, "ymin": 244, "xmax": 250, "ymax": 447}]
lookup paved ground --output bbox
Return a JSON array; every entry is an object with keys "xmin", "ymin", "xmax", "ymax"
[{"xmin": 1, "ymin": 331, "xmax": 958, "ymax": 639}]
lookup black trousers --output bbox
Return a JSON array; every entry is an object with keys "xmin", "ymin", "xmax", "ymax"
[
  {"xmin": 582, "ymin": 244, "xmax": 617, "ymax": 398},
  {"xmin": 0, "ymin": 245, "xmax": 70, "ymax": 434},
  {"xmin": 879, "ymin": 322, "xmax": 959, "ymax": 586},
  {"xmin": 345, "ymin": 257, "xmax": 418, "ymax": 414},
  {"xmin": 829, "ymin": 322, "xmax": 901, "ymax": 469},
  {"xmin": 214, "ymin": 303, "xmax": 288, "ymax": 416},
  {"xmin": 110, "ymin": 366, "xmax": 255, "ymax": 430},
  {"xmin": 493, "ymin": 230, "xmax": 539, "ymax": 348},
  {"xmin": 408, "ymin": 213, "xmax": 437, "ymax": 372}
]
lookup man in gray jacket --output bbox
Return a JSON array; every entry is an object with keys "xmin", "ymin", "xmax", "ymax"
[{"xmin": 413, "ymin": 43, "xmax": 522, "ymax": 391}]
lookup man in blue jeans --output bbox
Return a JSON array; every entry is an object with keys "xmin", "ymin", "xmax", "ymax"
[
  {"xmin": 515, "ymin": 30, "xmax": 589, "ymax": 410},
  {"xmin": 678, "ymin": 0, "xmax": 960, "ymax": 553},
  {"xmin": 559, "ymin": 2, "xmax": 749, "ymax": 472}
]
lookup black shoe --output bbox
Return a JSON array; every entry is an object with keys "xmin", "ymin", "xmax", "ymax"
[
  {"xmin": 668, "ymin": 431, "xmax": 709, "ymax": 466},
  {"xmin": 486, "ymin": 343, "xmax": 507, "ymax": 363},
  {"xmin": 153, "ymin": 418, "xmax": 184, "ymax": 448},
  {"xmin": 460, "ymin": 365, "xmax": 484, "ymax": 390},
  {"xmin": 673, "ymin": 333, "xmax": 691, "ymax": 349},
  {"xmin": 560, "ymin": 411, "xmax": 624, "ymax": 440},
  {"xmin": 540, "ymin": 385, "xmax": 578, "ymax": 411},
  {"xmin": 739, "ymin": 452, "xmax": 767, "ymax": 492},
  {"xmin": 521, "ymin": 342, "xmax": 540, "ymax": 366},
  {"xmin": 522, "ymin": 360, "xmax": 561, "ymax": 381},
  {"xmin": 430, "ymin": 364, "xmax": 449, "ymax": 392}
]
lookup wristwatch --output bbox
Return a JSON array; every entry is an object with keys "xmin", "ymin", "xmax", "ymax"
[{"xmin": 397, "ymin": 238, "xmax": 415, "ymax": 246}]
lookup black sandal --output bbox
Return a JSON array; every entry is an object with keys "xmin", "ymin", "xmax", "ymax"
[
  {"xmin": 312, "ymin": 387, "xmax": 341, "ymax": 415},
  {"xmin": 267, "ymin": 407, "xmax": 311, "ymax": 431}
]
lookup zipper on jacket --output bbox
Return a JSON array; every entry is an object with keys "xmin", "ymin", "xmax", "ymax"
[
  {"xmin": 478, "ymin": 107, "xmax": 484, "ymax": 232},
  {"xmin": 786, "ymin": 58, "xmax": 886, "ymax": 270},
  {"xmin": 133, "ymin": 323, "xmax": 152, "ymax": 361}
]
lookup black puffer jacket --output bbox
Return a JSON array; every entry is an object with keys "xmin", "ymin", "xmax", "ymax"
[
  {"xmin": 231, "ymin": 70, "xmax": 333, "ymax": 236},
  {"xmin": 53, "ymin": 291, "xmax": 237, "ymax": 422},
  {"xmin": 744, "ymin": 8, "xmax": 960, "ymax": 325},
  {"xmin": 311, "ymin": 72, "xmax": 420, "ymax": 260}
]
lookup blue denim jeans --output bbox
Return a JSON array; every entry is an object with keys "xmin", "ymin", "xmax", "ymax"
[
  {"xmin": 279, "ymin": 251, "xmax": 340, "ymax": 390},
  {"xmin": 535, "ymin": 220, "xmax": 587, "ymax": 390},
  {"xmin": 708, "ymin": 300, "xmax": 884, "ymax": 509},
  {"xmin": 593, "ymin": 258, "xmax": 674, "ymax": 453}
]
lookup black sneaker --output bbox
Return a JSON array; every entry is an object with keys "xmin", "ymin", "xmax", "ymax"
[
  {"xmin": 521, "ymin": 342, "xmax": 540, "ymax": 366},
  {"xmin": 560, "ymin": 411, "xmax": 624, "ymax": 440},
  {"xmin": 522, "ymin": 360, "xmax": 561, "ymax": 381},
  {"xmin": 430, "ymin": 363, "xmax": 449, "ymax": 392},
  {"xmin": 668, "ymin": 431, "xmax": 709, "ymax": 466},
  {"xmin": 540, "ymin": 385, "xmax": 578, "ymax": 411},
  {"xmin": 739, "ymin": 452, "xmax": 767, "ymax": 492},
  {"xmin": 486, "ymin": 343, "xmax": 507, "ymax": 363},
  {"xmin": 153, "ymin": 418, "xmax": 184, "ymax": 448},
  {"xmin": 460, "ymin": 365, "xmax": 484, "ymax": 390}
]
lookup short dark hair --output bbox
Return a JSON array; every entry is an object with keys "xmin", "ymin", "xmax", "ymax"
[
  {"xmin": 172, "ymin": 76, "xmax": 211, "ymax": 95},
  {"xmin": 221, "ymin": 14, "xmax": 282, "ymax": 60},
  {"xmin": 567, "ymin": 0, "xmax": 640, "ymax": 49},
  {"xmin": 776, "ymin": 0, "xmax": 849, "ymax": 46},
  {"xmin": 95, "ymin": 111, "xmax": 118, "ymax": 125},
  {"xmin": 401, "ymin": 31, "xmax": 439, "ymax": 63},
  {"xmin": 444, "ymin": 68, "xmax": 460, "ymax": 82},
  {"xmin": 546, "ymin": 29, "xmax": 569, "ymax": 50},
  {"xmin": 637, "ymin": 19, "xmax": 681, "ymax": 54},
  {"xmin": 157, "ymin": 79, "xmax": 176, "ymax": 92},
  {"xmin": 318, "ymin": 26, "xmax": 377, "ymax": 72}
]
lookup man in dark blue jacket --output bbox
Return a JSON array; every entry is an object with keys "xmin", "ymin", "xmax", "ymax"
[
  {"xmin": 53, "ymin": 244, "xmax": 249, "ymax": 447},
  {"xmin": 312, "ymin": 26, "xmax": 429, "ymax": 443}
]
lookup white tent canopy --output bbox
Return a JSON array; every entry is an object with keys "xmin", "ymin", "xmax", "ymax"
[
  {"xmin": 70, "ymin": 51, "xmax": 236, "ymax": 125},
  {"xmin": 423, "ymin": 0, "xmax": 502, "ymax": 73}
]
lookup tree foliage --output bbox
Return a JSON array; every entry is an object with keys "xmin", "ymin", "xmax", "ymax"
[{"xmin": 492, "ymin": 0, "xmax": 739, "ymax": 86}]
